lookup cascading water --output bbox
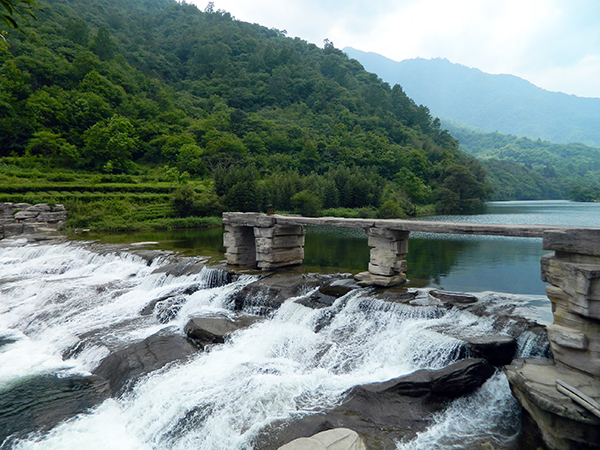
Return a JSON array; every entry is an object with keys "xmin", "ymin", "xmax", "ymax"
[{"xmin": 0, "ymin": 239, "xmax": 550, "ymax": 449}]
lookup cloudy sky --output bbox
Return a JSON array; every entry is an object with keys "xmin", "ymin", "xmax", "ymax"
[{"xmin": 189, "ymin": 0, "xmax": 600, "ymax": 99}]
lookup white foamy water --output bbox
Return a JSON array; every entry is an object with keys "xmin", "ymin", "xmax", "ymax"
[{"xmin": 0, "ymin": 239, "xmax": 543, "ymax": 449}]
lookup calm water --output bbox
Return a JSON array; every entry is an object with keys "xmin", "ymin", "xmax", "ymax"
[{"xmin": 74, "ymin": 200, "xmax": 600, "ymax": 297}]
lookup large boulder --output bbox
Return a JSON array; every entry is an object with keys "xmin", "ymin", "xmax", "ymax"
[
  {"xmin": 93, "ymin": 327, "xmax": 199, "ymax": 396},
  {"xmin": 278, "ymin": 428, "xmax": 366, "ymax": 450},
  {"xmin": 184, "ymin": 313, "xmax": 263, "ymax": 347},
  {"xmin": 257, "ymin": 358, "xmax": 495, "ymax": 450}
]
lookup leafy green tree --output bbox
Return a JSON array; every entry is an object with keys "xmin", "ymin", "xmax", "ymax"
[
  {"xmin": 291, "ymin": 189, "xmax": 322, "ymax": 216},
  {"xmin": 82, "ymin": 115, "xmax": 137, "ymax": 172},
  {"xmin": 26, "ymin": 130, "xmax": 79, "ymax": 165}
]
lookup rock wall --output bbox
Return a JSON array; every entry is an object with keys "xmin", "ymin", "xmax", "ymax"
[
  {"xmin": 0, "ymin": 202, "xmax": 67, "ymax": 239},
  {"xmin": 505, "ymin": 228, "xmax": 600, "ymax": 450}
]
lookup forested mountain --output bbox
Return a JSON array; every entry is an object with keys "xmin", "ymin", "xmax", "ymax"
[
  {"xmin": 447, "ymin": 126, "xmax": 600, "ymax": 201},
  {"xmin": 0, "ymin": 0, "xmax": 490, "ymax": 228},
  {"xmin": 343, "ymin": 47, "xmax": 600, "ymax": 148}
]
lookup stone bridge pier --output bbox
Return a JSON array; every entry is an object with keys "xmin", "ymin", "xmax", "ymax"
[{"xmin": 222, "ymin": 213, "xmax": 409, "ymax": 286}]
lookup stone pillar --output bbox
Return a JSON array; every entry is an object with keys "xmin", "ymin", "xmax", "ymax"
[
  {"xmin": 504, "ymin": 228, "xmax": 600, "ymax": 450},
  {"xmin": 255, "ymin": 225, "xmax": 305, "ymax": 270},
  {"xmin": 355, "ymin": 228, "xmax": 409, "ymax": 287},
  {"xmin": 223, "ymin": 225, "xmax": 257, "ymax": 267},
  {"xmin": 541, "ymin": 229, "xmax": 600, "ymax": 377}
]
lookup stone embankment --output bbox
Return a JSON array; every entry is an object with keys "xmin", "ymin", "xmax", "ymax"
[
  {"xmin": 505, "ymin": 228, "xmax": 600, "ymax": 450},
  {"xmin": 0, "ymin": 202, "xmax": 67, "ymax": 239}
]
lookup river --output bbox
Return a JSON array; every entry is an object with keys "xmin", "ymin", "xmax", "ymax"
[{"xmin": 0, "ymin": 200, "xmax": 597, "ymax": 449}]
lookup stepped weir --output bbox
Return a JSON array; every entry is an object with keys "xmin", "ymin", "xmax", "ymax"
[{"xmin": 223, "ymin": 212, "xmax": 600, "ymax": 450}]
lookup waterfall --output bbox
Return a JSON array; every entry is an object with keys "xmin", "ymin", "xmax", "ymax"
[{"xmin": 0, "ymin": 240, "xmax": 542, "ymax": 449}]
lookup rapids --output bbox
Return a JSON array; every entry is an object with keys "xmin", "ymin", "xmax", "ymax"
[{"xmin": 0, "ymin": 238, "xmax": 548, "ymax": 449}]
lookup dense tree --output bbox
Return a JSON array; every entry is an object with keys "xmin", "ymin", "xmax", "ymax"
[{"xmin": 0, "ymin": 0, "xmax": 490, "ymax": 216}]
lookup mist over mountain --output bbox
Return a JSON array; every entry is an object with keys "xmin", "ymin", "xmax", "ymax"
[{"xmin": 344, "ymin": 47, "xmax": 600, "ymax": 148}]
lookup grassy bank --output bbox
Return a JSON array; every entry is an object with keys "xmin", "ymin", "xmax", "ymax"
[{"xmin": 0, "ymin": 158, "xmax": 439, "ymax": 233}]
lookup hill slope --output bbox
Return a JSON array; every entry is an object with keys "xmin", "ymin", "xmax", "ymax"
[
  {"xmin": 0, "ymin": 0, "xmax": 490, "ymax": 229},
  {"xmin": 445, "ymin": 126, "xmax": 600, "ymax": 201},
  {"xmin": 344, "ymin": 47, "xmax": 600, "ymax": 148}
]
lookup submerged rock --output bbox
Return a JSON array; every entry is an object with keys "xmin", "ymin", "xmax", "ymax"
[
  {"xmin": 93, "ymin": 327, "xmax": 199, "ymax": 396},
  {"xmin": 0, "ymin": 374, "xmax": 110, "ymax": 443}
]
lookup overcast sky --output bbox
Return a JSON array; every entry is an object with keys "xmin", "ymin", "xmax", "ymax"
[{"xmin": 189, "ymin": 0, "xmax": 600, "ymax": 99}]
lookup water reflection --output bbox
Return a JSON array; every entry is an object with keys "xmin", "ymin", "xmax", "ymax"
[{"xmin": 69, "ymin": 200, "xmax": 600, "ymax": 297}]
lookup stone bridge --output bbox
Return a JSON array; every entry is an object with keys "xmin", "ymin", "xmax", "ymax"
[{"xmin": 223, "ymin": 212, "xmax": 600, "ymax": 450}]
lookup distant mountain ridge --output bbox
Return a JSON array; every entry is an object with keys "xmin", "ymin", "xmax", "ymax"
[{"xmin": 344, "ymin": 47, "xmax": 600, "ymax": 148}]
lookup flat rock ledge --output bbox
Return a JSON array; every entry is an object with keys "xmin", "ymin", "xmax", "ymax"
[
  {"xmin": 278, "ymin": 428, "xmax": 366, "ymax": 450},
  {"xmin": 504, "ymin": 358, "xmax": 600, "ymax": 450},
  {"xmin": 0, "ymin": 202, "xmax": 67, "ymax": 239}
]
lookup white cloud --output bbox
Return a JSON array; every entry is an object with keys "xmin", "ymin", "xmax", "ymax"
[{"xmin": 191, "ymin": 0, "xmax": 600, "ymax": 98}]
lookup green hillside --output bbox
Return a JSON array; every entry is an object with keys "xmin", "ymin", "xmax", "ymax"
[
  {"xmin": 344, "ymin": 48, "xmax": 600, "ymax": 148},
  {"xmin": 0, "ymin": 0, "xmax": 490, "ymax": 230},
  {"xmin": 447, "ymin": 126, "xmax": 600, "ymax": 201}
]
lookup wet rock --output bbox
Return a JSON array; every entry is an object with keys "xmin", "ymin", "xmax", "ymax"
[
  {"xmin": 151, "ymin": 258, "xmax": 209, "ymax": 277},
  {"xmin": 93, "ymin": 327, "xmax": 199, "ymax": 396},
  {"xmin": 184, "ymin": 313, "xmax": 263, "ymax": 347},
  {"xmin": 356, "ymin": 358, "xmax": 496, "ymax": 399},
  {"xmin": 375, "ymin": 289, "xmax": 419, "ymax": 304},
  {"xmin": 0, "ymin": 374, "xmax": 110, "ymax": 443},
  {"xmin": 278, "ymin": 428, "xmax": 366, "ymax": 450},
  {"xmin": 429, "ymin": 289, "xmax": 478, "ymax": 305},
  {"xmin": 258, "ymin": 359, "xmax": 495, "ymax": 450},
  {"xmin": 230, "ymin": 273, "xmax": 349, "ymax": 315},
  {"xmin": 505, "ymin": 358, "xmax": 600, "ymax": 450},
  {"xmin": 318, "ymin": 278, "xmax": 358, "ymax": 298},
  {"xmin": 462, "ymin": 334, "xmax": 518, "ymax": 366}
]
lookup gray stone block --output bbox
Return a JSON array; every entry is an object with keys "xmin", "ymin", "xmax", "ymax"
[
  {"xmin": 543, "ymin": 229, "xmax": 600, "ymax": 257},
  {"xmin": 547, "ymin": 324, "xmax": 588, "ymax": 350},
  {"xmin": 256, "ymin": 247, "xmax": 304, "ymax": 263},
  {"xmin": 366, "ymin": 227, "xmax": 409, "ymax": 240},
  {"xmin": 354, "ymin": 271, "xmax": 406, "ymax": 287},
  {"xmin": 367, "ymin": 235, "xmax": 408, "ymax": 253}
]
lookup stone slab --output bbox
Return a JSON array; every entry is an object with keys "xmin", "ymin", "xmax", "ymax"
[
  {"xmin": 368, "ymin": 262, "xmax": 396, "ymax": 276},
  {"xmin": 367, "ymin": 235, "xmax": 408, "ymax": 253},
  {"xmin": 547, "ymin": 324, "xmax": 588, "ymax": 350},
  {"xmin": 541, "ymin": 254, "xmax": 600, "ymax": 317},
  {"xmin": 369, "ymin": 247, "xmax": 404, "ymax": 268},
  {"xmin": 354, "ymin": 271, "xmax": 406, "ymax": 287},
  {"xmin": 257, "ymin": 259, "xmax": 304, "ymax": 270},
  {"xmin": 366, "ymin": 227, "xmax": 409, "ymax": 240},
  {"xmin": 256, "ymin": 247, "xmax": 304, "ymax": 263},
  {"xmin": 255, "ymin": 235, "xmax": 305, "ymax": 251},
  {"xmin": 254, "ymin": 225, "xmax": 306, "ymax": 238},
  {"xmin": 223, "ymin": 212, "xmax": 276, "ymax": 227},
  {"xmin": 224, "ymin": 252, "xmax": 256, "ymax": 266},
  {"xmin": 543, "ymin": 229, "xmax": 600, "ymax": 257}
]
